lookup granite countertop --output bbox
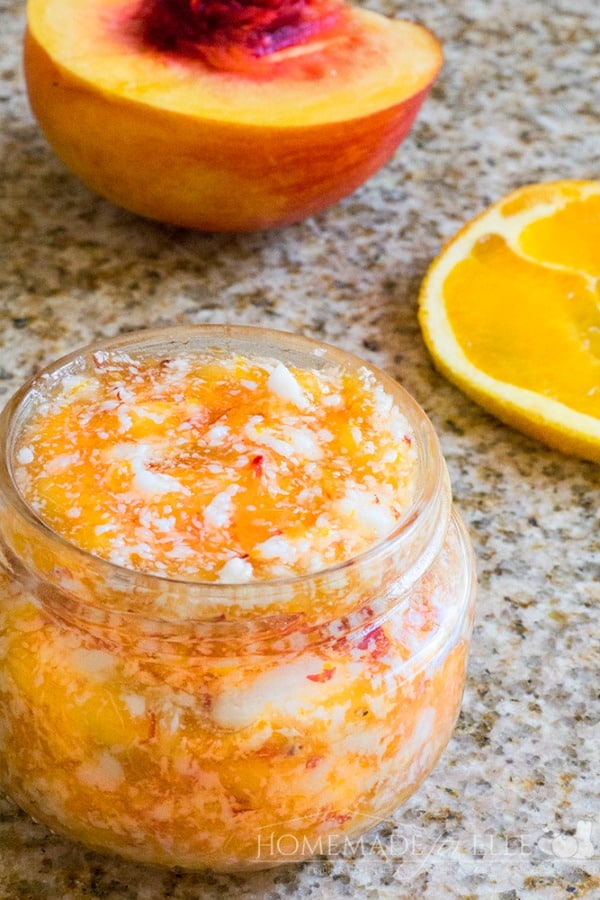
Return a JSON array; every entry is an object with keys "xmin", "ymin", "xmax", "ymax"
[{"xmin": 1, "ymin": 0, "xmax": 599, "ymax": 896}]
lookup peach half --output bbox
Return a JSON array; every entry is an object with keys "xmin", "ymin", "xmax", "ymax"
[{"xmin": 24, "ymin": 0, "xmax": 443, "ymax": 232}]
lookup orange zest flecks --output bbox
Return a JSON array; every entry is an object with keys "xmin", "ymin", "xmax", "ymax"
[{"xmin": 14, "ymin": 351, "xmax": 417, "ymax": 582}]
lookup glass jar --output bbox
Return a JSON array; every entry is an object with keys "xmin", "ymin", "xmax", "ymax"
[{"xmin": 0, "ymin": 325, "xmax": 476, "ymax": 871}]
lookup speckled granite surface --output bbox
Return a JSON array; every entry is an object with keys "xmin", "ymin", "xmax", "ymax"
[{"xmin": 1, "ymin": 0, "xmax": 599, "ymax": 896}]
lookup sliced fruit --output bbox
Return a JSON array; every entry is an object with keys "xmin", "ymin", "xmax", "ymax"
[
  {"xmin": 24, "ymin": 0, "xmax": 442, "ymax": 231},
  {"xmin": 418, "ymin": 180, "xmax": 600, "ymax": 463}
]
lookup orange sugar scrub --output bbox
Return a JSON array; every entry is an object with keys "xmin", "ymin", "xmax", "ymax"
[
  {"xmin": 0, "ymin": 326, "xmax": 476, "ymax": 871},
  {"xmin": 14, "ymin": 343, "xmax": 418, "ymax": 583}
]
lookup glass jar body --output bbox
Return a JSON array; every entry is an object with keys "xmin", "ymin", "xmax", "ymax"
[
  {"xmin": 0, "ymin": 513, "xmax": 473, "ymax": 871},
  {"xmin": 0, "ymin": 326, "xmax": 476, "ymax": 871}
]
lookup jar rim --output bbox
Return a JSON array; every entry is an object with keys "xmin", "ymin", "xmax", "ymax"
[{"xmin": 0, "ymin": 324, "xmax": 450, "ymax": 621}]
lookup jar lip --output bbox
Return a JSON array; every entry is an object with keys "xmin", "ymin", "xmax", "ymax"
[{"xmin": 0, "ymin": 324, "xmax": 448, "ymax": 612}]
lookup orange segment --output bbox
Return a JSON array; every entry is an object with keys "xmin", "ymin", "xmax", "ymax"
[
  {"xmin": 444, "ymin": 234, "xmax": 599, "ymax": 417},
  {"xmin": 519, "ymin": 194, "xmax": 600, "ymax": 277},
  {"xmin": 418, "ymin": 180, "xmax": 600, "ymax": 463}
]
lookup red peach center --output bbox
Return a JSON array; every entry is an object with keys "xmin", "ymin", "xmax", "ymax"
[{"xmin": 133, "ymin": 0, "xmax": 346, "ymax": 68}]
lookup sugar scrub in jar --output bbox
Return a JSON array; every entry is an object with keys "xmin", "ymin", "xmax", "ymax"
[{"xmin": 0, "ymin": 325, "xmax": 476, "ymax": 871}]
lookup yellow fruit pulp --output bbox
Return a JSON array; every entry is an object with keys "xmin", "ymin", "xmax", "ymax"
[
  {"xmin": 444, "ymin": 228, "xmax": 599, "ymax": 417},
  {"xmin": 419, "ymin": 181, "xmax": 600, "ymax": 462}
]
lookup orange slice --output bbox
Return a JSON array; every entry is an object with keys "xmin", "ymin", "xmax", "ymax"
[{"xmin": 418, "ymin": 180, "xmax": 600, "ymax": 463}]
